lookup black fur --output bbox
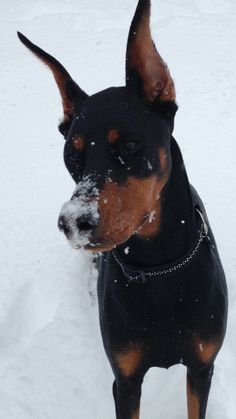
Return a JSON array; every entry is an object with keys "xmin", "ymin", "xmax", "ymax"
[{"xmin": 18, "ymin": 1, "xmax": 227, "ymax": 418}]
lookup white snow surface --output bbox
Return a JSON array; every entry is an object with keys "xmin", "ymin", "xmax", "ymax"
[{"xmin": 0, "ymin": 1, "xmax": 236, "ymax": 418}]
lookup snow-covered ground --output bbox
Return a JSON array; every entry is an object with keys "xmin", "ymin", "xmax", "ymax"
[{"xmin": 0, "ymin": 1, "xmax": 235, "ymax": 418}]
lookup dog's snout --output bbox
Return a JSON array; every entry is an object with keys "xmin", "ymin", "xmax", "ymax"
[
  {"xmin": 76, "ymin": 216, "xmax": 95, "ymax": 233},
  {"xmin": 58, "ymin": 211, "xmax": 98, "ymax": 245},
  {"xmin": 58, "ymin": 177, "xmax": 100, "ymax": 247},
  {"xmin": 58, "ymin": 215, "xmax": 71, "ymax": 237}
]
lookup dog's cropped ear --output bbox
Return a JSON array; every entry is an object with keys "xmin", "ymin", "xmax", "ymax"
[
  {"xmin": 17, "ymin": 32, "xmax": 88, "ymax": 138},
  {"xmin": 126, "ymin": 0, "xmax": 176, "ymax": 104}
]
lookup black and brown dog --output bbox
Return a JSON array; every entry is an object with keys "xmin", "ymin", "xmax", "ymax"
[{"xmin": 18, "ymin": 0, "xmax": 228, "ymax": 418}]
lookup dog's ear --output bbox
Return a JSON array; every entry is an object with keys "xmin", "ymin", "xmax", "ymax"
[
  {"xmin": 17, "ymin": 32, "xmax": 88, "ymax": 138},
  {"xmin": 126, "ymin": 0, "xmax": 176, "ymax": 104}
]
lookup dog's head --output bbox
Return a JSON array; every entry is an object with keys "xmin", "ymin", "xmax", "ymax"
[{"xmin": 18, "ymin": 0, "xmax": 177, "ymax": 252}]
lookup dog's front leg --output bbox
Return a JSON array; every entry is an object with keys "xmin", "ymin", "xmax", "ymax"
[
  {"xmin": 186, "ymin": 364, "xmax": 214, "ymax": 419},
  {"xmin": 113, "ymin": 375, "xmax": 143, "ymax": 419}
]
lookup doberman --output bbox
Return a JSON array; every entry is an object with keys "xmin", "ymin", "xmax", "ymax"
[{"xmin": 18, "ymin": 0, "xmax": 228, "ymax": 418}]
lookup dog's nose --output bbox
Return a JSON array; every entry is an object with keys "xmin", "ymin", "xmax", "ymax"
[
  {"xmin": 58, "ymin": 215, "xmax": 71, "ymax": 237},
  {"xmin": 58, "ymin": 214, "xmax": 97, "ymax": 238},
  {"xmin": 76, "ymin": 216, "xmax": 96, "ymax": 233}
]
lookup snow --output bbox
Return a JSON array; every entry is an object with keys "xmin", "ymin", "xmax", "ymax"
[
  {"xmin": 147, "ymin": 160, "xmax": 153, "ymax": 171},
  {"xmin": 0, "ymin": 0, "xmax": 236, "ymax": 418},
  {"xmin": 148, "ymin": 210, "xmax": 156, "ymax": 224},
  {"xmin": 124, "ymin": 247, "xmax": 130, "ymax": 255},
  {"xmin": 59, "ymin": 176, "xmax": 99, "ymax": 248}
]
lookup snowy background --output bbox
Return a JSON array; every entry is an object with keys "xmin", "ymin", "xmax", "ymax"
[{"xmin": 0, "ymin": 0, "xmax": 236, "ymax": 418}]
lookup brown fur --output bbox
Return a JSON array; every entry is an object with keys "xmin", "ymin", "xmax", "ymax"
[
  {"xmin": 95, "ymin": 172, "xmax": 169, "ymax": 248},
  {"xmin": 40, "ymin": 58, "xmax": 74, "ymax": 117},
  {"xmin": 73, "ymin": 136, "xmax": 85, "ymax": 151},
  {"xmin": 132, "ymin": 407, "xmax": 140, "ymax": 419},
  {"xmin": 194, "ymin": 338, "xmax": 220, "ymax": 364},
  {"xmin": 127, "ymin": 7, "xmax": 175, "ymax": 102},
  {"xmin": 108, "ymin": 129, "xmax": 120, "ymax": 144},
  {"xmin": 187, "ymin": 379, "xmax": 200, "ymax": 419},
  {"xmin": 114, "ymin": 344, "xmax": 142, "ymax": 377},
  {"xmin": 138, "ymin": 147, "xmax": 169, "ymax": 237}
]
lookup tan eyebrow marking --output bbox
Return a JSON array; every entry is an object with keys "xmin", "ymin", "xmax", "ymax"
[
  {"xmin": 72, "ymin": 136, "xmax": 85, "ymax": 151},
  {"xmin": 108, "ymin": 129, "xmax": 120, "ymax": 144}
]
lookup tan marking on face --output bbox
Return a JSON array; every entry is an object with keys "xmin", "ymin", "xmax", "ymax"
[
  {"xmin": 93, "ymin": 154, "xmax": 171, "ymax": 249},
  {"xmin": 96, "ymin": 175, "xmax": 165, "ymax": 247},
  {"xmin": 128, "ymin": 8, "xmax": 175, "ymax": 102},
  {"xmin": 194, "ymin": 337, "xmax": 220, "ymax": 364},
  {"xmin": 138, "ymin": 148, "xmax": 170, "ymax": 237},
  {"xmin": 187, "ymin": 378, "xmax": 199, "ymax": 419},
  {"xmin": 159, "ymin": 147, "xmax": 169, "ymax": 175},
  {"xmin": 114, "ymin": 344, "xmax": 142, "ymax": 377},
  {"xmin": 84, "ymin": 242, "xmax": 118, "ymax": 253},
  {"xmin": 108, "ymin": 129, "xmax": 120, "ymax": 144},
  {"xmin": 73, "ymin": 136, "xmax": 84, "ymax": 151},
  {"xmin": 137, "ymin": 198, "xmax": 161, "ymax": 238}
]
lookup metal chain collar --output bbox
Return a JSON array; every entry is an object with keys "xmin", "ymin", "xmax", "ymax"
[{"xmin": 112, "ymin": 209, "xmax": 209, "ymax": 283}]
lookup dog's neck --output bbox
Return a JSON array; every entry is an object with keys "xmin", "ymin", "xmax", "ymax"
[{"xmin": 116, "ymin": 138, "xmax": 198, "ymax": 268}]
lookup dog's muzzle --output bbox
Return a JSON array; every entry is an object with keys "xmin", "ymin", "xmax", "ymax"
[{"xmin": 58, "ymin": 177, "xmax": 100, "ymax": 248}]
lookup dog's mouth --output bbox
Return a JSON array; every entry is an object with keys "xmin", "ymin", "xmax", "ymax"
[
  {"xmin": 62, "ymin": 211, "xmax": 158, "ymax": 253},
  {"xmin": 58, "ymin": 213, "xmax": 117, "ymax": 253},
  {"xmin": 59, "ymin": 173, "xmax": 162, "ymax": 253},
  {"xmin": 84, "ymin": 240, "xmax": 116, "ymax": 253},
  {"xmin": 63, "ymin": 224, "xmax": 132, "ymax": 253},
  {"xmin": 71, "ymin": 210, "xmax": 157, "ymax": 253},
  {"xmin": 68, "ymin": 235, "xmax": 117, "ymax": 253}
]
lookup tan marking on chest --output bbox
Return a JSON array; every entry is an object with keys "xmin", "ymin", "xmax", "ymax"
[
  {"xmin": 132, "ymin": 406, "xmax": 140, "ymax": 419},
  {"xmin": 114, "ymin": 345, "xmax": 142, "ymax": 377},
  {"xmin": 194, "ymin": 338, "xmax": 220, "ymax": 364}
]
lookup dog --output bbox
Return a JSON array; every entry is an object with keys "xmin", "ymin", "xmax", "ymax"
[{"xmin": 18, "ymin": 0, "xmax": 228, "ymax": 417}]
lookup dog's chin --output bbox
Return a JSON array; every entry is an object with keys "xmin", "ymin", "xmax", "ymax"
[
  {"xmin": 66, "ymin": 237, "xmax": 117, "ymax": 253},
  {"xmin": 83, "ymin": 237, "xmax": 121, "ymax": 253},
  {"xmin": 84, "ymin": 242, "xmax": 116, "ymax": 253},
  {"xmin": 82, "ymin": 232, "xmax": 134, "ymax": 253},
  {"xmin": 67, "ymin": 224, "xmax": 144, "ymax": 253}
]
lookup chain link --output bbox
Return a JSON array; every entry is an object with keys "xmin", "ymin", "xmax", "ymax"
[{"xmin": 112, "ymin": 225, "xmax": 207, "ymax": 282}]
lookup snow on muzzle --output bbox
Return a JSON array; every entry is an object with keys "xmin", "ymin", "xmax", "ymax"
[{"xmin": 58, "ymin": 177, "xmax": 100, "ymax": 248}]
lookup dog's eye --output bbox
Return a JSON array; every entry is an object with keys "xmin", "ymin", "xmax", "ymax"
[
  {"xmin": 68, "ymin": 153, "xmax": 78, "ymax": 163},
  {"xmin": 124, "ymin": 140, "xmax": 140, "ymax": 153}
]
